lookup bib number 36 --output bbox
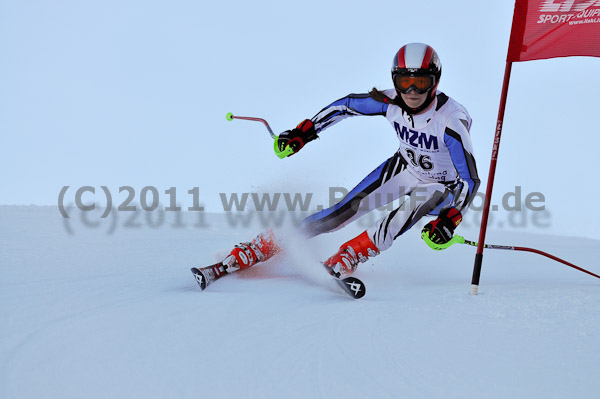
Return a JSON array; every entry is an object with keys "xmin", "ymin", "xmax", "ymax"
[{"xmin": 406, "ymin": 149, "xmax": 434, "ymax": 171}]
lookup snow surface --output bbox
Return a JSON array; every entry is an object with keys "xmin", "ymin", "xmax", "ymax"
[{"xmin": 1, "ymin": 206, "xmax": 599, "ymax": 399}]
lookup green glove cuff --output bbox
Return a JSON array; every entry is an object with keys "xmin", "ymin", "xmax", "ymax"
[
  {"xmin": 421, "ymin": 231, "xmax": 465, "ymax": 251},
  {"xmin": 274, "ymin": 136, "xmax": 295, "ymax": 159}
]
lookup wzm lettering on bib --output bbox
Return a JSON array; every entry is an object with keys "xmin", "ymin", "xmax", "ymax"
[{"xmin": 394, "ymin": 122, "xmax": 439, "ymax": 150}]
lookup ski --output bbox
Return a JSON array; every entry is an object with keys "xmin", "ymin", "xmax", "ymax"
[
  {"xmin": 322, "ymin": 263, "xmax": 366, "ymax": 299},
  {"xmin": 333, "ymin": 275, "xmax": 366, "ymax": 299},
  {"xmin": 191, "ymin": 262, "xmax": 229, "ymax": 291},
  {"xmin": 191, "ymin": 261, "xmax": 366, "ymax": 299}
]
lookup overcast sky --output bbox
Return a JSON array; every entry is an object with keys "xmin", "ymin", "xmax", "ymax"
[{"xmin": 1, "ymin": 0, "xmax": 598, "ymax": 239}]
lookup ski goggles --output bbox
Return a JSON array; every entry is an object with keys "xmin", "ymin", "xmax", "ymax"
[{"xmin": 393, "ymin": 74, "xmax": 435, "ymax": 94}]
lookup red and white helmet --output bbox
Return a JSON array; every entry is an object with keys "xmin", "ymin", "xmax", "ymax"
[{"xmin": 391, "ymin": 43, "xmax": 442, "ymax": 113}]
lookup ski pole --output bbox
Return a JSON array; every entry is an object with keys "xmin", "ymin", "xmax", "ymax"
[
  {"xmin": 226, "ymin": 112, "xmax": 276, "ymax": 138},
  {"xmin": 421, "ymin": 232, "xmax": 600, "ymax": 281},
  {"xmin": 225, "ymin": 112, "xmax": 295, "ymax": 159}
]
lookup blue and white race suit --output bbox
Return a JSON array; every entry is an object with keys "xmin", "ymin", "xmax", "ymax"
[{"xmin": 300, "ymin": 90, "xmax": 480, "ymax": 251}]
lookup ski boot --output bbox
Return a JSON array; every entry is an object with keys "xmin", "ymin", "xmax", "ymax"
[
  {"xmin": 323, "ymin": 231, "xmax": 379, "ymax": 278},
  {"xmin": 191, "ymin": 230, "xmax": 280, "ymax": 290}
]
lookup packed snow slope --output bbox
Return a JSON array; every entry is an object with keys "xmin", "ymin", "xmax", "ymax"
[{"xmin": 1, "ymin": 206, "xmax": 599, "ymax": 399}]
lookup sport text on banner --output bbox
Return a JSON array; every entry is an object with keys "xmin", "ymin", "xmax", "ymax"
[{"xmin": 507, "ymin": 0, "xmax": 600, "ymax": 61}]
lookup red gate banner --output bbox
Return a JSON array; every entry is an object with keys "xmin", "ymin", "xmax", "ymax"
[{"xmin": 507, "ymin": 0, "xmax": 600, "ymax": 61}]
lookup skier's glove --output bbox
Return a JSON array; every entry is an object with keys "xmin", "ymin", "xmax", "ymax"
[
  {"xmin": 275, "ymin": 119, "xmax": 318, "ymax": 157},
  {"xmin": 422, "ymin": 207, "xmax": 463, "ymax": 245}
]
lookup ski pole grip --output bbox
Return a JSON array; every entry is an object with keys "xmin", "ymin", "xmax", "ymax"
[
  {"xmin": 421, "ymin": 233, "xmax": 465, "ymax": 251},
  {"xmin": 273, "ymin": 137, "xmax": 295, "ymax": 159}
]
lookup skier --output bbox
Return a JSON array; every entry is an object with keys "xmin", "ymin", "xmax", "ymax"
[{"xmin": 196, "ymin": 43, "xmax": 480, "ymax": 286}]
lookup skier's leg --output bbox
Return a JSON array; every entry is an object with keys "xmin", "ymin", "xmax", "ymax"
[
  {"xmin": 368, "ymin": 182, "xmax": 452, "ymax": 251},
  {"xmin": 299, "ymin": 151, "xmax": 410, "ymax": 237},
  {"xmin": 192, "ymin": 229, "xmax": 282, "ymax": 289},
  {"xmin": 223, "ymin": 229, "xmax": 281, "ymax": 273},
  {"xmin": 323, "ymin": 181, "xmax": 451, "ymax": 275}
]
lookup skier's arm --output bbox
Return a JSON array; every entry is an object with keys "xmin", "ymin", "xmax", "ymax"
[
  {"xmin": 443, "ymin": 113, "xmax": 480, "ymax": 213},
  {"xmin": 275, "ymin": 94, "xmax": 389, "ymax": 155},
  {"xmin": 276, "ymin": 93, "xmax": 389, "ymax": 157},
  {"xmin": 311, "ymin": 93, "xmax": 389, "ymax": 134}
]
